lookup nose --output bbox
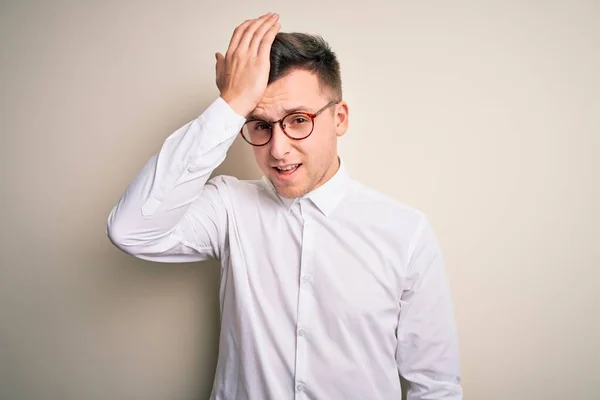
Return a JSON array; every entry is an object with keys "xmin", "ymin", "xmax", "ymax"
[{"xmin": 269, "ymin": 123, "xmax": 292, "ymax": 160}]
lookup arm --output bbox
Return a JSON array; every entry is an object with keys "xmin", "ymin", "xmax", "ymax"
[
  {"xmin": 396, "ymin": 215, "xmax": 463, "ymax": 399},
  {"xmin": 106, "ymin": 12, "xmax": 281, "ymax": 262},
  {"xmin": 106, "ymin": 97, "xmax": 245, "ymax": 262}
]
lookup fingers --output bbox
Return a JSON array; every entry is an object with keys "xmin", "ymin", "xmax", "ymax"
[
  {"xmin": 231, "ymin": 13, "xmax": 278, "ymax": 57},
  {"xmin": 226, "ymin": 15, "xmax": 262, "ymax": 57},
  {"xmin": 248, "ymin": 13, "xmax": 280, "ymax": 54},
  {"xmin": 214, "ymin": 13, "xmax": 282, "ymax": 116},
  {"xmin": 257, "ymin": 22, "xmax": 281, "ymax": 59},
  {"xmin": 225, "ymin": 19, "xmax": 254, "ymax": 58}
]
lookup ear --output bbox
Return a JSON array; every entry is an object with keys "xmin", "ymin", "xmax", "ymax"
[{"xmin": 334, "ymin": 101, "xmax": 349, "ymax": 137}]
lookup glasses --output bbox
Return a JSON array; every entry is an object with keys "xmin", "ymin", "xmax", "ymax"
[{"xmin": 240, "ymin": 100, "xmax": 339, "ymax": 146}]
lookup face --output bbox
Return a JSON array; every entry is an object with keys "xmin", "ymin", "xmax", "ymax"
[{"xmin": 247, "ymin": 69, "xmax": 349, "ymax": 198}]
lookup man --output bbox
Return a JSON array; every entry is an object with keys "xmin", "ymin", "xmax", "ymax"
[{"xmin": 107, "ymin": 12, "xmax": 463, "ymax": 400}]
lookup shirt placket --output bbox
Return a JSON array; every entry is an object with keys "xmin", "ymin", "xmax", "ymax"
[{"xmin": 294, "ymin": 200, "xmax": 315, "ymax": 399}]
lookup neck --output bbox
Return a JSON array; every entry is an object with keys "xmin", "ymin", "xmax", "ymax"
[{"xmin": 313, "ymin": 156, "xmax": 341, "ymax": 192}]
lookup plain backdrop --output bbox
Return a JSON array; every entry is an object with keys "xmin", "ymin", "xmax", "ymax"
[{"xmin": 1, "ymin": 1, "xmax": 598, "ymax": 399}]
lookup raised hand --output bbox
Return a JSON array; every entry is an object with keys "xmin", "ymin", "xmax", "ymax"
[{"xmin": 215, "ymin": 13, "xmax": 281, "ymax": 117}]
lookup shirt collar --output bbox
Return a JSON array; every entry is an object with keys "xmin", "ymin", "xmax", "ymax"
[{"xmin": 263, "ymin": 157, "xmax": 350, "ymax": 217}]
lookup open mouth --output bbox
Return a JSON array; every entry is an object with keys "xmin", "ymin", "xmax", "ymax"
[{"xmin": 273, "ymin": 163, "xmax": 302, "ymax": 179}]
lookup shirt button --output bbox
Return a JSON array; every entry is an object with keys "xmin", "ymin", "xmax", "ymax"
[
  {"xmin": 301, "ymin": 276, "xmax": 310, "ymax": 284},
  {"xmin": 296, "ymin": 384, "xmax": 305, "ymax": 392},
  {"xmin": 298, "ymin": 329, "xmax": 306, "ymax": 337}
]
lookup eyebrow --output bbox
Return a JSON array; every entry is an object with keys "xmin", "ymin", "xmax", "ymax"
[{"xmin": 247, "ymin": 105, "xmax": 313, "ymax": 121}]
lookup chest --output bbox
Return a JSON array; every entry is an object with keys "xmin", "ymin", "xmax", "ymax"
[{"xmin": 229, "ymin": 202, "xmax": 406, "ymax": 318}]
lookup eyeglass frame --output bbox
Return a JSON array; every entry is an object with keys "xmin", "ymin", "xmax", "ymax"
[{"xmin": 240, "ymin": 100, "xmax": 340, "ymax": 146}]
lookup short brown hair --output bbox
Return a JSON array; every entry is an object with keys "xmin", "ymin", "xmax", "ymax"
[{"xmin": 269, "ymin": 32, "xmax": 342, "ymax": 100}]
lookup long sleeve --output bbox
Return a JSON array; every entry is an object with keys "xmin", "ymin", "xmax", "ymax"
[
  {"xmin": 396, "ymin": 215, "xmax": 463, "ymax": 399},
  {"xmin": 106, "ymin": 97, "xmax": 246, "ymax": 263}
]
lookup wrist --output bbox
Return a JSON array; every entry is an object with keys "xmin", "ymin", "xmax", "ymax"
[{"xmin": 221, "ymin": 93, "xmax": 253, "ymax": 118}]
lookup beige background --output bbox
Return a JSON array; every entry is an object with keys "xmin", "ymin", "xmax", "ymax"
[{"xmin": 1, "ymin": 0, "xmax": 599, "ymax": 399}]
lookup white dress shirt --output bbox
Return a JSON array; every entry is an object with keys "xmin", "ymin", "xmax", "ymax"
[{"xmin": 106, "ymin": 97, "xmax": 463, "ymax": 399}]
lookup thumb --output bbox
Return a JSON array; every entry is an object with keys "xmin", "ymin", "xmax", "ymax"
[{"xmin": 215, "ymin": 52, "xmax": 225, "ymax": 72}]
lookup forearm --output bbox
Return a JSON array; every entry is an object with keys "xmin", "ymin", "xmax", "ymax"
[{"xmin": 106, "ymin": 97, "xmax": 245, "ymax": 258}]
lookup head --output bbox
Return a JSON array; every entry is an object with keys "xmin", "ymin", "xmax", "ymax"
[{"xmin": 243, "ymin": 32, "xmax": 349, "ymax": 198}]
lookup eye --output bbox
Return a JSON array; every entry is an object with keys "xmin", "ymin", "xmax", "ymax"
[
  {"xmin": 254, "ymin": 122, "xmax": 271, "ymax": 131},
  {"xmin": 290, "ymin": 115, "xmax": 309, "ymax": 124}
]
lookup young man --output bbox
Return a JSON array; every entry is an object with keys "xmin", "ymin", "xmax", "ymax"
[{"xmin": 107, "ymin": 12, "xmax": 463, "ymax": 400}]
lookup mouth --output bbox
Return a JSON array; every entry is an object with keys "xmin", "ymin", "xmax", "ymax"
[{"xmin": 272, "ymin": 163, "xmax": 302, "ymax": 181}]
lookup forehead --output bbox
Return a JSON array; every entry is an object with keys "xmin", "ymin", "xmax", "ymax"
[{"xmin": 250, "ymin": 69, "xmax": 326, "ymax": 119}]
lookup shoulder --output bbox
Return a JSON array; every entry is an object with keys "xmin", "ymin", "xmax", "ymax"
[
  {"xmin": 341, "ymin": 179, "xmax": 439, "ymax": 255},
  {"xmin": 340, "ymin": 179, "xmax": 441, "ymax": 265},
  {"xmin": 345, "ymin": 179, "xmax": 427, "ymax": 228}
]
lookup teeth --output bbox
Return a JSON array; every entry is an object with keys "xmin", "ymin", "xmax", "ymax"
[{"xmin": 277, "ymin": 164, "xmax": 299, "ymax": 171}]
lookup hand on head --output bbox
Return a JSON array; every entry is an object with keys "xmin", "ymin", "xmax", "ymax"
[{"xmin": 215, "ymin": 13, "xmax": 281, "ymax": 117}]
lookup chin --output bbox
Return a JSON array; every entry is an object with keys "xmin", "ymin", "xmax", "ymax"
[
  {"xmin": 274, "ymin": 185, "xmax": 304, "ymax": 199},
  {"xmin": 270, "ymin": 180, "xmax": 309, "ymax": 199}
]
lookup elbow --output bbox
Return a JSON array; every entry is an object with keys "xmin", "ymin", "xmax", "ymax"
[
  {"xmin": 106, "ymin": 219, "xmax": 135, "ymax": 256},
  {"xmin": 105, "ymin": 210, "xmax": 143, "ymax": 256},
  {"xmin": 105, "ymin": 211, "xmax": 170, "ymax": 259}
]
